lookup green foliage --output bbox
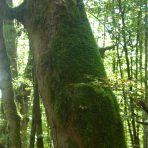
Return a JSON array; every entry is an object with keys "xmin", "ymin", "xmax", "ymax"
[{"xmin": 85, "ymin": 0, "xmax": 147, "ymax": 147}]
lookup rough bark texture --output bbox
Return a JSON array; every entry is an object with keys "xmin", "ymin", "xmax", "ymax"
[
  {"xmin": 3, "ymin": 20, "xmax": 18, "ymax": 78},
  {"xmin": 9, "ymin": 0, "xmax": 126, "ymax": 147},
  {"xmin": 29, "ymin": 72, "xmax": 44, "ymax": 148},
  {"xmin": 143, "ymin": 0, "xmax": 148, "ymax": 147},
  {"xmin": 4, "ymin": 0, "xmax": 18, "ymax": 78},
  {"xmin": 0, "ymin": 99, "xmax": 8, "ymax": 147},
  {"xmin": 17, "ymin": 57, "xmax": 32, "ymax": 148},
  {"xmin": 0, "ymin": 0, "xmax": 21, "ymax": 147}
]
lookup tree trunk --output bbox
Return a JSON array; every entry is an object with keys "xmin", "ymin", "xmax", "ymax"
[
  {"xmin": 3, "ymin": 0, "xmax": 18, "ymax": 78},
  {"xmin": 0, "ymin": 0, "xmax": 21, "ymax": 147},
  {"xmin": 35, "ymin": 81, "xmax": 44, "ymax": 148},
  {"xmin": 29, "ymin": 71, "xmax": 44, "ymax": 148},
  {"xmin": 143, "ymin": 0, "xmax": 148, "ymax": 147},
  {"xmin": 8, "ymin": 0, "xmax": 126, "ymax": 147}
]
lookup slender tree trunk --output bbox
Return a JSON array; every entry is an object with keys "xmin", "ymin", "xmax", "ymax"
[
  {"xmin": 118, "ymin": 0, "xmax": 139, "ymax": 147},
  {"xmin": 18, "ymin": 52, "xmax": 32, "ymax": 148},
  {"xmin": 29, "ymin": 100, "xmax": 36, "ymax": 148},
  {"xmin": 30, "ymin": 67, "xmax": 44, "ymax": 148},
  {"xmin": 35, "ymin": 83, "xmax": 44, "ymax": 148},
  {"xmin": 0, "ymin": 98, "xmax": 8, "ymax": 147},
  {"xmin": 3, "ymin": 0, "xmax": 18, "ymax": 78},
  {"xmin": 0, "ymin": 1, "xmax": 21, "ymax": 147},
  {"xmin": 18, "ymin": 82, "xmax": 30, "ymax": 148},
  {"xmin": 143, "ymin": 0, "xmax": 148, "ymax": 147},
  {"xmin": 112, "ymin": 1, "xmax": 133, "ymax": 146},
  {"xmin": 116, "ymin": 39, "xmax": 134, "ymax": 147}
]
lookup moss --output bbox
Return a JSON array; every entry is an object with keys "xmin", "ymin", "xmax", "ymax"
[
  {"xmin": 66, "ymin": 138, "xmax": 79, "ymax": 148},
  {"xmin": 46, "ymin": 1, "xmax": 126, "ymax": 147},
  {"xmin": 48, "ymin": 1, "xmax": 107, "ymax": 124},
  {"xmin": 40, "ymin": 0, "xmax": 126, "ymax": 147},
  {"xmin": 26, "ymin": 0, "xmax": 49, "ymax": 29},
  {"xmin": 75, "ymin": 86, "xmax": 124, "ymax": 147},
  {"xmin": 50, "ymin": 1, "xmax": 106, "ymax": 84},
  {"xmin": 53, "ymin": 82, "xmax": 126, "ymax": 147}
]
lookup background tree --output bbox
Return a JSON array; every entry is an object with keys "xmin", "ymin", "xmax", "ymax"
[
  {"xmin": 85, "ymin": 0, "xmax": 147, "ymax": 147},
  {"xmin": 0, "ymin": 0, "xmax": 21, "ymax": 147}
]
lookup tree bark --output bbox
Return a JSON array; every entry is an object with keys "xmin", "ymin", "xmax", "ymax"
[
  {"xmin": 3, "ymin": 0, "xmax": 18, "ymax": 78},
  {"xmin": 7, "ymin": 0, "xmax": 126, "ymax": 147},
  {"xmin": 29, "ymin": 71, "xmax": 44, "ymax": 148},
  {"xmin": 143, "ymin": 0, "xmax": 148, "ymax": 147},
  {"xmin": 0, "ymin": 0, "xmax": 21, "ymax": 147},
  {"xmin": 18, "ymin": 51, "xmax": 32, "ymax": 148}
]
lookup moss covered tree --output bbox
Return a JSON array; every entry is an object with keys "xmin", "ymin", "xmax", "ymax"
[{"xmin": 4, "ymin": 0, "xmax": 127, "ymax": 147}]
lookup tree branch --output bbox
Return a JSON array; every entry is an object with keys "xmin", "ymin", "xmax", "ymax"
[
  {"xmin": 138, "ymin": 100, "xmax": 148, "ymax": 113},
  {"xmin": 99, "ymin": 45, "xmax": 116, "ymax": 58},
  {"xmin": 99, "ymin": 45, "xmax": 116, "ymax": 52},
  {"xmin": 136, "ymin": 120, "xmax": 148, "ymax": 125}
]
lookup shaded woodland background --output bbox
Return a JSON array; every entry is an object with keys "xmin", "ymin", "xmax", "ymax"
[{"xmin": 0, "ymin": 0, "xmax": 147, "ymax": 147}]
